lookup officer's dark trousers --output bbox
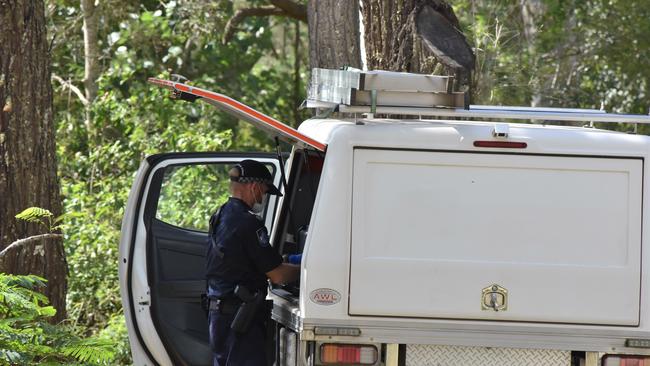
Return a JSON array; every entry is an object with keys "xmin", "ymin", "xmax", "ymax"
[{"xmin": 208, "ymin": 308, "xmax": 268, "ymax": 366}]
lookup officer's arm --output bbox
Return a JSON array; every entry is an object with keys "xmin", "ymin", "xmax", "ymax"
[{"xmin": 266, "ymin": 263, "xmax": 300, "ymax": 285}]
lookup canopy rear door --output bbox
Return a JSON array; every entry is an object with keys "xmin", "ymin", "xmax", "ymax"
[
  {"xmin": 149, "ymin": 78, "xmax": 326, "ymax": 152},
  {"xmin": 349, "ymin": 148, "xmax": 642, "ymax": 326}
]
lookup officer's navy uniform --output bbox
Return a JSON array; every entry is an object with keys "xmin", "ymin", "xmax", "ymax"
[{"xmin": 206, "ymin": 196, "xmax": 282, "ymax": 366}]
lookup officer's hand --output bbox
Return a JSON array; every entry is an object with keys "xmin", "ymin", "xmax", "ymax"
[{"xmin": 266, "ymin": 263, "xmax": 300, "ymax": 285}]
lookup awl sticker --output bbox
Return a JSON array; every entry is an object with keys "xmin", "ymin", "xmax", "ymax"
[{"xmin": 309, "ymin": 288, "xmax": 341, "ymax": 306}]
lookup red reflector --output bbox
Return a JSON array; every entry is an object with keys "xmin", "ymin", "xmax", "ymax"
[
  {"xmin": 320, "ymin": 344, "xmax": 378, "ymax": 365},
  {"xmin": 474, "ymin": 140, "xmax": 527, "ymax": 148}
]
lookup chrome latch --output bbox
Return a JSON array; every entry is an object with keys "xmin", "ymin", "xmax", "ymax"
[{"xmin": 482, "ymin": 284, "xmax": 508, "ymax": 312}]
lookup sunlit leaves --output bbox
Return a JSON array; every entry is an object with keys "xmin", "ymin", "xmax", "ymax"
[
  {"xmin": 15, "ymin": 207, "xmax": 65, "ymax": 233},
  {"xmin": 0, "ymin": 274, "xmax": 114, "ymax": 365}
]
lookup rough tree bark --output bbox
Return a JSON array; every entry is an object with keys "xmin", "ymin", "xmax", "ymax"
[
  {"xmin": 0, "ymin": 0, "xmax": 67, "ymax": 322},
  {"xmin": 361, "ymin": 0, "xmax": 463, "ymax": 75},
  {"xmin": 307, "ymin": 0, "xmax": 361, "ymax": 70},
  {"xmin": 360, "ymin": 0, "xmax": 475, "ymax": 99}
]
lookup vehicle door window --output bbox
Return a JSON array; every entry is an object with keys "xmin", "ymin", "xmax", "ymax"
[
  {"xmin": 155, "ymin": 164, "xmax": 230, "ymax": 232},
  {"xmin": 155, "ymin": 162, "xmax": 277, "ymax": 232}
]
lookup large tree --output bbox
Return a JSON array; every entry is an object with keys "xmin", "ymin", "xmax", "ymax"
[
  {"xmin": 307, "ymin": 0, "xmax": 362, "ymax": 70},
  {"xmin": 361, "ymin": 0, "xmax": 474, "ymax": 89},
  {"xmin": 0, "ymin": 0, "xmax": 67, "ymax": 322}
]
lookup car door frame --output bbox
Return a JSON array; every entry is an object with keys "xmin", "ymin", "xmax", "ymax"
[{"xmin": 120, "ymin": 152, "xmax": 282, "ymax": 366}]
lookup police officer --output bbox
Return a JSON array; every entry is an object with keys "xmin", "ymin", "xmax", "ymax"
[{"xmin": 206, "ymin": 159, "xmax": 300, "ymax": 366}]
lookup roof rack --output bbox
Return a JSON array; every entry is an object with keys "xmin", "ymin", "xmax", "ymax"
[
  {"xmin": 332, "ymin": 104, "xmax": 650, "ymax": 125},
  {"xmin": 306, "ymin": 68, "xmax": 650, "ymax": 127}
]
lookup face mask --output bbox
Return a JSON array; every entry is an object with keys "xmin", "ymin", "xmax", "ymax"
[{"xmin": 251, "ymin": 184, "xmax": 269, "ymax": 215}]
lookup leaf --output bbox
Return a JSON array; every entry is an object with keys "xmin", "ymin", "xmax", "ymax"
[
  {"xmin": 3, "ymin": 274, "xmax": 48, "ymax": 290},
  {"xmin": 53, "ymin": 214, "xmax": 67, "ymax": 224},
  {"xmin": 140, "ymin": 11, "xmax": 154, "ymax": 23},
  {"xmin": 51, "ymin": 225, "xmax": 66, "ymax": 232},
  {"xmin": 61, "ymin": 337, "xmax": 115, "ymax": 363},
  {"xmin": 15, "ymin": 207, "xmax": 53, "ymax": 223},
  {"xmin": 38, "ymin": 306, "xmax": 57, "ymax": 317},
  {"xmin": 0, "ymin": 349, "xmax": 24, "ymax": 364}
]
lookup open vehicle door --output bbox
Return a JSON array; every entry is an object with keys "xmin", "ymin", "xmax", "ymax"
[
  {"xmin": 119, "ymin": 153, "xmax": 281, "ymax": 366},
  {"xmin": 119, "ymin": 81, "xmax": 325, "ymax": 365}
]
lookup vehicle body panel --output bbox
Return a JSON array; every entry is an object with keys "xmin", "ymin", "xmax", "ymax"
[{"xmin": 296, "ymin": 119, "xmax": 650, "ymax": 355}]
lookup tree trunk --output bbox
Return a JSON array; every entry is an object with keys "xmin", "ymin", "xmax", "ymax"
[
  {"xmin": 292, "ymin": 19, "xmax": 302, "ymax": 127},
  {"xmin": 361, "ymin": 0, "xmax": 461, "ymax": 75},
  {"xmin": 519, "ymin": 0, "xmax": 545, "ymax": 106},
  {"xmin": 81, "ymin": 0, "xmax": 99, "ymax": 138},
  {"xmin": 307, "ymin": 0, "xmax": 361, "ymax": 70},
  {"xmin": 0, "ymin": 0, "xmax": 67, "ymax": 322}
]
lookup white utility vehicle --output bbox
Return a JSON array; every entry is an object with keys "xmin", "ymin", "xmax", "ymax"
[{"xmin": 119, "ymin": 69, "xmax": 650, "ymax": 366}]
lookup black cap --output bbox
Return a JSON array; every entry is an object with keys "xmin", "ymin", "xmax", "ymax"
[{"xmin": 230, "ymin": 159, "xmax": 282, "ymax": 196}]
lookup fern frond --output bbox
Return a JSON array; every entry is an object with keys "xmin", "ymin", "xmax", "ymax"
[
  {"xmin": 61, "ymin": 337, "xmax": 115, "ymax": 363},
  {"xmin": 0, "ymin": 348, "xmax": 25, "ymax": 364},
  {"xmin": 2, "ymin": 274, "xmax": 48, "ymax": 290},
  {"xmin": 15, "ymin": 207, "xmax": 53, "ymax": 223}
]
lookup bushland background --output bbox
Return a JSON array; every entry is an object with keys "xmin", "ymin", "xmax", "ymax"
[{"xmin": 1, "ymin": 0, "xmax": 649, "ymax": 364}]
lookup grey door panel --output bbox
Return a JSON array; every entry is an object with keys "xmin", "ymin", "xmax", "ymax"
[{"xmin": 149, "ymin": 218, "xmax": 211, "ymax": 366}]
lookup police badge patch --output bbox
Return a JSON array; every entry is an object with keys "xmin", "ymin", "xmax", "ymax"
[{"xmin": 256, "ymin": 227, "xmax": 270, "ymax": 247}]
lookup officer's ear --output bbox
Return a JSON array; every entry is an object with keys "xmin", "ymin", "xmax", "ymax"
[{"xmin": 249, "ymin": 182, "xmax": 260, "ymax": 196}]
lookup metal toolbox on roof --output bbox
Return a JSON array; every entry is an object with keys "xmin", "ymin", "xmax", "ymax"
[{"xmin": 307, "ymin": 68, "xmax": 466, "ymax": 109}]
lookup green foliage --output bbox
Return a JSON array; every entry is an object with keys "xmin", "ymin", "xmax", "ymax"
[
  {"xmin": 60, "ymin": 338, "xmax": 115, "ymax": 364},
  {"xmin": 15, "ymin": 207, "xmax": 53, "ymax": 223},
  {"xmin": 95, "ymin": 315, "xmax": 132, "ymax": 364},
  {"xmin": 455, "ymin": 1, "xmax": 531, "ymax": 105},
  {"xmin": 46, "ymin": 1, "xmax": 650, "ymax": 365},
  {"xmin": 48, "ymin": 1, "xmax": 307, "ymax": 364},
  {"xmin": 454, "ymin": 0, "xmax": 650, "ymax": 120},
  {"xmin": 157, "ymin": 164, "xmax": 232, "ymax": 231},
  {"xmin": 15, "ymin": 207, "xmax": 64, "ymax": 233},
  {"xmin": 0, "ymin": 273, "xmax": 114, "ymax": 365}
]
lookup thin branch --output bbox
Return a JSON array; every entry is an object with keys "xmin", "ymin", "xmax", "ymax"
[
  {"xmin": 223, "ymin": 6, "xmax": 290, "ymax": 44},
  {"xmin": 52, "ymin": 74, "xmax": 88, "ymax": 106},
  {"xmin": 269, "ymin": 0, "xmax": 307, "ymax": 22},
  {"xmin": 0, "ymin": 234, "xmax": 63, "ymax": 259}
]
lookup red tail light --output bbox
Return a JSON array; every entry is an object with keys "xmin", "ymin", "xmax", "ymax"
[{"xmin": 320, "ymin": 344, "xmax": 377, "ymax": 365}]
